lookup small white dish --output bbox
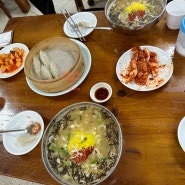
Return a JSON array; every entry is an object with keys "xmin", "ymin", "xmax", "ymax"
[
  {"xmin": 3, "ymin": 110, "xmax": 44, "ymax": 155},
  {"xmin": 0, "ymin": 43, "xmax": 29, "ymax": 78},
  {"xmin": 178, "ymin": 116, "xmax": 185, "ymax": 152},
  {"xmin": 63, "ymin": 12, "xmax": 97, "ymax": 38},
  {"xmin": 90, "ymin": 82, "xmax": 112, "ymax": 103},
  {"xmin": 26, "ymin": 39, "xmax": 91, "ymax": 96}
]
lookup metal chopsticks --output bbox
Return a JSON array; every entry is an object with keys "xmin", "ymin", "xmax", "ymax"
[
  {"xmin": 65, "ymin": 9, "xmax": 86, "ymax": 41},
  {"xmin": 61, "ymin": 9, "xmax": 86, "ymax": 42},
  {"xmin": 61, "ymin": 9, "xmax": 81, "ymax": 40}
]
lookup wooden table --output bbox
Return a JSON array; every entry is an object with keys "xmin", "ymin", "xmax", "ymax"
[{"xmin": 1, "ymin": 11, "xmax": 185, "ymax": 185}]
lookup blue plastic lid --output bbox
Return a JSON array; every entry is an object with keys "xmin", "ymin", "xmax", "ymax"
[{"xmin": 180, "ymin": 17, "xmax": 185, "ymax": 34}]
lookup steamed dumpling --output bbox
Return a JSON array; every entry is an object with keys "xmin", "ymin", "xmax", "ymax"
[
  {"xmin": 17, "ymin": 135, "xmax": 37, "ymax": 147},
  {"xmin": 32, "ymin": 50, "xmax": 61, "ymax": 80},
  {"xmin": 39, "ymin": 50, "xmax": 51, "ymax": 67},
  {"xmin": 41, "ymin": 65, "xmax": 53, "ymax": 80},
  {"xmin": 49, "ymin": 61, "xmax": 60, "ymax": 78},
  {"xmin": 32, "ymin": 56, "xmax": 41, "ymax": 77}
]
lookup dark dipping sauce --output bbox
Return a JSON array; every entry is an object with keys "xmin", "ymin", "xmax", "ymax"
[{"xmin": 95, "ymin": 87, "xmax": 109, "ymax": 100}]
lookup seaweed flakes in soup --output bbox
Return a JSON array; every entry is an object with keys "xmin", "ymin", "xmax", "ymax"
[
  {"xmin": 47, "ymin": 105, "xmax": 120, "ymax": 184},
  {"xmin": 107, "ymin": 0, "xmax": 164, "ymax": 29}
]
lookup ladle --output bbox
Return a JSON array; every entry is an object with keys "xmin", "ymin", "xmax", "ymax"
[{"xmin": 0, "ymin": 121, "xmax": 41, "ymax": 135}]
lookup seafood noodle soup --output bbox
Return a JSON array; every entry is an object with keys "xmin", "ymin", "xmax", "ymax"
[
  {"xmin": 107, "ymin": 0, "xmax": 165, "ymax": 29},
  {"xmin": 42, "ymin": 103, "xmax": 122, "ymax": 185}
]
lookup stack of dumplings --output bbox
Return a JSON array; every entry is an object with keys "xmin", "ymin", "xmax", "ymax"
[{"xmin": 32, "ymin": 50, "xmax": 60, "ymax": 80}]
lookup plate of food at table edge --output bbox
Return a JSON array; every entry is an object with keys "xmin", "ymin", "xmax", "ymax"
[
  {"xmin": 116, "ymin": 46, "xmax": 173, "ymax": 91},
  {"xmin": 0, "ymin": 43, "xmax": 29, "ymax": 78}
]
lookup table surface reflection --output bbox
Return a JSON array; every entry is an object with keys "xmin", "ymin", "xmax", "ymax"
[{"xmin": 0, "ymin": 11, "xmax": 185, "ymax": 185}]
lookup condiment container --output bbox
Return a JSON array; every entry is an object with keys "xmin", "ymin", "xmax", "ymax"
[
  {"xmin": 175, "ymin": 17, "xmax": 185, "ymax": 57},
  {"xmin": 90, "ymin": 82, "xmax": 112, "ymax": 103}
]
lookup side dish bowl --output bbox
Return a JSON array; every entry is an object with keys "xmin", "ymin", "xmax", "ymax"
[
  {"xmin": 24, "ymin": 37, "xmax": 85, "ymax": 93},
  {"xmin": 41, "ymin": 102, "xmax": 123, "ymax": 185},
  {"xmin": 90, "ymin": 82, "xmax": 112, "ymax": 103},
  {"xmin": 105, "ymin": 0, "xmax": 167, "ymax": 34}
]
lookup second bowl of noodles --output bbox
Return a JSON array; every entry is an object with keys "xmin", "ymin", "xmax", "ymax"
[{"xmin": 105, "ymin": 0, "xmax": 167, "ymax": 34}]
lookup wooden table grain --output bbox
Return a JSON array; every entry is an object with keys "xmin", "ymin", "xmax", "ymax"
[{"xmin": 1, "ymin": 11, "xmax": 185, "ymax": 185}]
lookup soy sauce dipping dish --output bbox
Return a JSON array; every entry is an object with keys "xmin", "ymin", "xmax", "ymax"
[{"xmin": 90, "ymin": 82, "xmax": 112, "ymax": 103}]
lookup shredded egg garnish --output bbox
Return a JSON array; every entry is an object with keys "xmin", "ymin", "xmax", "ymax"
[
  {"xmin": 67, "ymin": 131, "xmax": 96, "ymax": 151},
  {"xmin": 125, "ymin": 2, "xmax": 146, "ymax": 14}
]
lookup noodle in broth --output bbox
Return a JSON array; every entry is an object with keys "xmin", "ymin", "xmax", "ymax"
[
  {"xmin": 46, "ymin": 105, "xmax": 121, "ymax": 184},
  {"xmin": 107, "ymin": 0, "xmax": 164, "ymax": 29}
]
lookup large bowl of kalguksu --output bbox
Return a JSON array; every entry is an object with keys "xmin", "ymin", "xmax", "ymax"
[{"xmin": 41, "ymin": 102, "xmax": 123, "ymax": 185}]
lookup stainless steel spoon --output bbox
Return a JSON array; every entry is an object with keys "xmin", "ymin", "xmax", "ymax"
[
  {"xmin": 0, "ymin": 121, "xmax": 41, "ymax": 135},
  {"xmin": 78, "ymin": 21, "xmax": 112, "ymax": 30},
  {"xmin": 84, "ymin": 26, "xmax": 112, "ymax": 30}
]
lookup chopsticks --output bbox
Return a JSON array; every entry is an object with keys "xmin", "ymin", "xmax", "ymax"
[{"xmin": 61, "ymin": 9, "xmax": 86, "ymax": 42}]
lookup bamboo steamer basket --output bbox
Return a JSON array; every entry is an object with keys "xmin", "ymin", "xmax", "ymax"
[{"xmin": 24, "ymin": 37, "xmax": 85, "ymax": 92}]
